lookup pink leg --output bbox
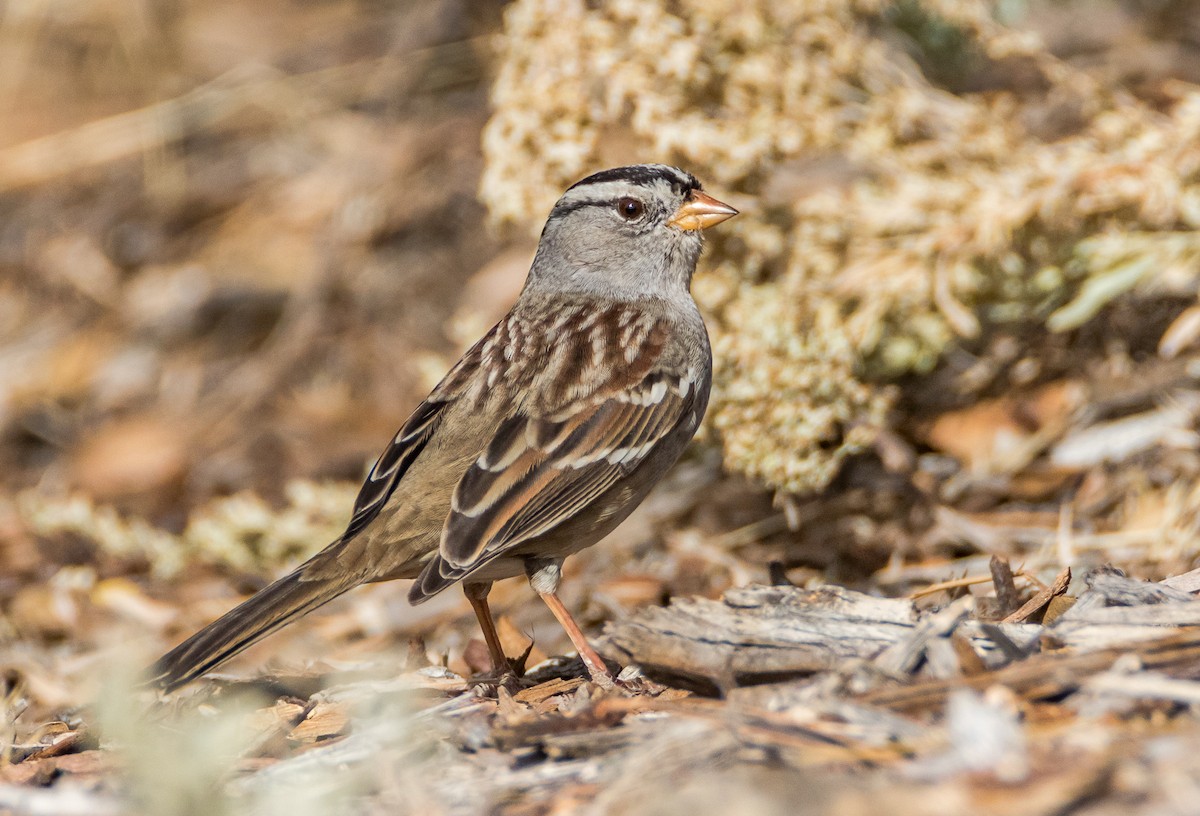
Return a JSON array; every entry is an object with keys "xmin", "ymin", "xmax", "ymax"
[{"xmin": 463, "ymin": 582, "xmax": 509, "ymax": 676}]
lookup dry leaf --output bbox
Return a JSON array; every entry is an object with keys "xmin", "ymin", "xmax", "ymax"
[{"xmin": 71, "ymin": 416, "xmax": 187, "ymax": 500}]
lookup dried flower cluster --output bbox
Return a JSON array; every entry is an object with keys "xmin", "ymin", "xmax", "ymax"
[
  {"xmin": 481, "ymin": 0, "xmax": 1200, "ymax": 493},
  {"xmin": 17, "ymin": 481, "xmax": 357, "ymax": 579}
]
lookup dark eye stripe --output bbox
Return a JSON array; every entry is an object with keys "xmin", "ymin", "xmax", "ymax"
[{"xmin": 550, "ymin": 198, "xmax": 640, "ymax": 219}]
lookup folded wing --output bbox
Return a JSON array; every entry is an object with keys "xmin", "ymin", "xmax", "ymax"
[{"xmin": 410, "ymin": 368, "xmax": 700, "ymax": 601}]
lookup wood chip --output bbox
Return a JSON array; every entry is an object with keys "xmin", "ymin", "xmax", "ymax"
[
  {"xmin": 876, "ymin": 596, "xmax": 974, "ymax": 677},
  {"xmin": 1, "ymin": 750, "xmax": 112, "ymax": 787},
  {"xmin": 1083, "ymin": 568, "xmax": 1195, "ymax": 606},
  {"xmin": 951, "ymin": 633, "xmax": 988, "ymax": 676},
  {"xmin": 603, "ymin": 585, "xmax": 916, "ymax": 691},
  {"xmin": 990, "ymin": 555, "xmax": 1020, "ymax": 617},
  {"xmin": 1084, "ymin": 670, "xmax": 1200, "ymax": 705},
  {"xmin": 1002, "ymin": 567, "xmax": 1071, "ymax": 624},
  {"xmin": 288, "ymin": 702, "xmax": 350, "ymax": 745},
  {"xmin": 1163, "ymin": 567, "xmax": 1200, "ymax": 594},
  {"xmin": 862, "ymin": 628, "xmax": 1200, "ymax": 713},
  {"xmin": 1050, "ymin": 405, "xmax": 1199, "ymax": 469},
  {"xmin": 514, "ymin": 677, "xmax": 585, "ymax": 706}
]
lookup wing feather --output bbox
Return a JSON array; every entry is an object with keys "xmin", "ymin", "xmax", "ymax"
[
  {"xmin": 339, "ymin": 398, "xmax": 445, "ymax": 542},
  {"xmin": 437, "ymin": 371, "xmax": 696, "ymax": 569},
  {"xmin": 334, "ymin": 319, "xmax": 498, "ymax": 543}
]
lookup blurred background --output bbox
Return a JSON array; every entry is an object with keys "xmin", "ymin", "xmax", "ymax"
[{"xmin": 4, "ymin": 0, "xmax": 1200, "ymax": 811}]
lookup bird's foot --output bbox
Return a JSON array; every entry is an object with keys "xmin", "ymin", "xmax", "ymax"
[
  {"xmin": 574, "ymin": 642, "xmax": 622, "ymax": 690},
  {"xmin": 468, "ymin": 670, "xmax": 529, "ymax": 697},
  {"xmin": 585, "ymin": 662, "xmax": 671, "ymax": 697},
  {"xmin": 582, "ymin": 662, "xmax": 617, "ymax": 690}
]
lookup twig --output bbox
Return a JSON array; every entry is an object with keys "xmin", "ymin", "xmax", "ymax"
[
  {"xmin": 909, "ymin": 574, "xmax": 994, "ymax": 600},
  {"xmin": 907, "ymin": 559, "xmax": 1031, "ymax": 602},
  {"xmin": 1002, "ymin": 567, "xmax": 1071, "ymax": 624}
]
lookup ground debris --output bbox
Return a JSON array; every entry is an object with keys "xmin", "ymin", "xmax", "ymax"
[
  {"xmin": 6, "ymin": 1, "xmax": 1200, "ymax": 814},
  {"xmin": 603, "ymin": 584, "xmax": 916, "ymax": 692}
]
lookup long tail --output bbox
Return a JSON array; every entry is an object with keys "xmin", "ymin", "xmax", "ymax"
[{"xmin": 147, "ymin": 567, "xmax": 358, "ymax": 692}]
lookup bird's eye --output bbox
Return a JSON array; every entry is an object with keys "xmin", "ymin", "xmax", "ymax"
[{"xmin": 616, "ymin": 198, "xmax": 644, "ymax": 220}]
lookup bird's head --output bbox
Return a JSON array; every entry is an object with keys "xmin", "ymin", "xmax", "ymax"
[{"xmin": 528, "ymin": 164, "xmax": 738, "ymax": 298}]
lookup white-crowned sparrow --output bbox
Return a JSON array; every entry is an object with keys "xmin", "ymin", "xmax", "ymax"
[{"xmin": 150, "ymin": 164, "xmax": 737, "ymax": 690}]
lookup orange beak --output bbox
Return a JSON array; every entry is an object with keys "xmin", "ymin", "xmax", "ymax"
[{"xmin": 666, "ymin": 190, "xmax": 739, "ymax": 231}]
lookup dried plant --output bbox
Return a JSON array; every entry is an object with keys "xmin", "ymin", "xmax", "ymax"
[
  {"xmin": 481, "ymin": 0, "xmax": 1200, "ymax": 492},
  {"xmin": 17, "ymin": 481, "xmax": 357, "ymax": 579}
]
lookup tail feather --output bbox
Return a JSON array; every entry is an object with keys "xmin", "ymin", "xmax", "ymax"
[{"xmin": 148, "ymin": 568, "xmax": 357, "ymax": 692}]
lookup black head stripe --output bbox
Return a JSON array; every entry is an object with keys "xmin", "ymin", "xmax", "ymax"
[{"xmin": 567, "ymin": 165, "xmax": 700, "ymax": 196}]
